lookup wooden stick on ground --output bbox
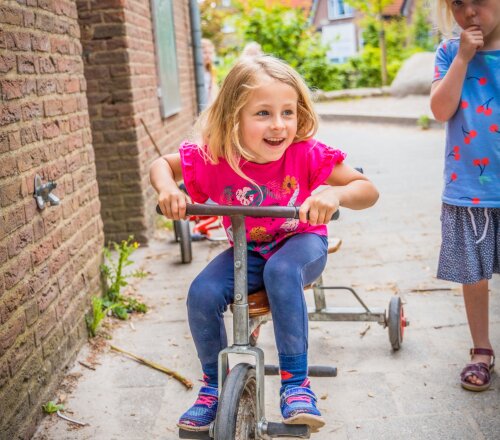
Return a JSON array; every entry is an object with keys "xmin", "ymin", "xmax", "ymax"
[{"xmin": 110, "ymin": 345, "xmax": 193, "ymax": 389}]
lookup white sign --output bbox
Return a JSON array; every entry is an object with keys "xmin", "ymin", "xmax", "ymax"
[{"xmin": 322, "ymin": 22, "xmax": 357, "ymax": 62}]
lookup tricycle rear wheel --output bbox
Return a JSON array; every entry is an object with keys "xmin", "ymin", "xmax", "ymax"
[
  {"xmin": 174, "ymin": 219, "xmax": 192, "ymax": 264},
  {"xmin": 388, "ymin": 296, "xmax": 405, "ymax": 350}
]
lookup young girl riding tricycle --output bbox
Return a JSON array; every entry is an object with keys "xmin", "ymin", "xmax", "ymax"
[{"xmin": 150, "ymin": 55, "xmax": 379, "ymax": 434}]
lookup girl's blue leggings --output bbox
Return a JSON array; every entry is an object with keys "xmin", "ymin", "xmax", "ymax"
[{"xmin": 186, "ymin": 233, "xmax": 328, "ymax": 380}]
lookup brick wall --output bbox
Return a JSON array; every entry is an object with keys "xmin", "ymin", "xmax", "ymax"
[
  {"xmin": 0, "ymin": 1, "xmax": 104, "ymax": 439},
  {"xmin": 78, "ymin": 0, "xmax": 198, "ymax": 244}
]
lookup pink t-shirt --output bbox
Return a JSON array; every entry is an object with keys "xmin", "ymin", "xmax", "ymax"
[{"xmin": 180, "ymin": 139, "xmax": 346, "ymax": 258}]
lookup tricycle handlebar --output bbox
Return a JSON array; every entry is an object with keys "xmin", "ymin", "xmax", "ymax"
[{"xmin": 156, "ymin": 203, "xmax": 340, "ymax": 221}]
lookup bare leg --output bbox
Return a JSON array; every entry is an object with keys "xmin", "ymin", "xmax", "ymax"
[{"xmin": 462, "ymin": 279, "xmax": 493, "ymax": 385}]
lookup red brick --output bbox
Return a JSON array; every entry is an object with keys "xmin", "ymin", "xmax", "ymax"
[
  {"xmin": 31, "ymin": 236, "xmax": 52, "ymax": 267},
  {"xmin": 24, "ymin": 301, "xmax": 39, "ymax": 327},
  {"xmin": 8, "ymin": 130, "xmax": 22, "ymax": 150},
  {"xmin": 0, "ymin": 311, "xmax": 26, "ymax": 357},
  {"xmin": 0, "ymin": 79, "xmax": 24, "ymax": 100},
  {"xmin": 32, "ymin": 216, "xmax": 45, "ymax": 241},
  {"xmin": 64, "ymin": 77, "xmax": 80, "ymax": 93},
  {"xmin": 42, "ymin": 206, "xmax": 62, "ymax": 234},
  {"xmin": 0, "ymin": 155, "xmax": 17, "ymax": 177},
  {"xmin": 20, "ymin": 123, "xmax": 43, "ymax": 145},
  {"xmin": 0, "ymin": 6, "xmax": 24, "ymax": 26},
  {"xmin": 4, "ymin": 31, "xmax": 31, "ymax": 51},
  {"xmin": 36, "ymin": 78, "xmax": 57, "ymax": 95},
  {"xmin": 43, "ymin": 99, "xmax": 63, "ymax": 117},
  {"xmin": 4, "ymin": 253, "xmax": 31, "ymax": 290},
  {"xmin": 50, "ymin": 36, "xmax": 70, "ymax": 54},
  {"xmin": 34, "ymin": 306, "xmax": 56, "ymax": 347},
  {"xmin": 37, "ymin": 282, "xmax": 59, "ymax": 314},
  {"xmin": 17, "ymin": 54, "xmax": 37, "ymax": 74},
  {"xmin": 0, "ymin": 359, "xmax": 9, "ymax": 388},
  {"xmin": 39, "ymin": 56, "xmax": 57, "ymax": 74},
  {"xmin": 21, "ymin": 101, "xmax": 42, "ymax": 121},
  {"xmin": 23, "ymin": 9, "xmax": 35, "ymax": 28},
  {"xmin": 42, "ymin": 120, "xmax": 60, "ymax": 139},
  {"xmin": 0, "ymin": 53, "xmax": 16, "ymax": 74},
  {"xmin": 0, "ymin": 179, "xmax": 27, "ymax": 208},
  {"xmin": 1, "ymin": 204, "xmax": 25, "ymax": 236},
  {"xmin": 49, "ymin": 247, "xmax": 69, "ymax": 276},
  {"xmin": 0, "ymin": 103, "xmax": 22, "ymax": 126},
  {"xmin": 7, "ymin": 331, "xmax": 35, "ymax": 377},
  {"xmin": 31, "ymin": 34, "xmax": 50, "ymax": 52},
  {"xmin": 16, "ymin": 146, "xmax": 42, "ymax": 172},
  {"xmin": 0, "ymin": 245, "xmax": 7, "ymax": 265},
  {"xmin": 0, "ymin": 282, "xmax": 30, "ymax": 325},
  {"xmin": 7, "ymin": 225, "xmax": 33, "ymax": 258},
  {"xmin": 28, "ymin": 264, "xmax": 50, "ymax": 296}
]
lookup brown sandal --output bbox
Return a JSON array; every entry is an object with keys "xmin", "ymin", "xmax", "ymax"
[{"xmin": 460, "ymin": 348, "xmax": 495, "ymax": 392}]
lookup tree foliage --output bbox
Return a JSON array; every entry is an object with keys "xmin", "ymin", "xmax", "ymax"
[{"xmin": 200, "ymin": 0, "xmax": 437, "ymax": 91}]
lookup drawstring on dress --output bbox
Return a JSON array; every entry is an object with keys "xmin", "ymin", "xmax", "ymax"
[{"xmin": 467, "ymin": 207, "xmax": 490, "ymax": 244}]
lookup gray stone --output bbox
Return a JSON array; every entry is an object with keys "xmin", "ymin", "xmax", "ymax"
[{"xmin": 390, "ymin": 52, "xmax": 436, "ymax": 96}]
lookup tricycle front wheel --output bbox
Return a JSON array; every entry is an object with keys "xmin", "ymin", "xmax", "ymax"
[{"xmin": 215, "ymin": 363, "xmax": 257, "ymax": 440}]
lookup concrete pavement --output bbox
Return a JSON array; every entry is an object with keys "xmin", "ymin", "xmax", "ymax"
[
  {"xmin": 32, "ymin": 111, "xmax": 499, "ymax": 439},
  {"xmin": 315, "ymin": 94, "xmax": 440, "ymax": 127}
]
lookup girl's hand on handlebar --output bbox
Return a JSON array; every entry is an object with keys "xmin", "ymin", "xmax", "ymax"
[
  {"xmin": 158, "ymin": 188, "xmax": 190, "ymax": 220},
  {"xmin": 299, "ymin": 188, "xmax": 339, "ymax": 226}
]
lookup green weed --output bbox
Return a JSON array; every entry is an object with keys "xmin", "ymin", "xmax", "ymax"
[
  {"xmin": 86, "ymin": 236, "xmax": 147, "ymax": 337},
  {"xmin": 42, "ymin": 401, "xmax": 64, "ymax": 414}
]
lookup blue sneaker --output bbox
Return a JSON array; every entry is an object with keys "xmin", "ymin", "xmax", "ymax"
[
  {"xmin": 178, "ymin": 386, "xmax": 218, "ymax": 431},
  {"xmin": 280, "ymin": 380, "xmax": 325, "ymax": 433}
]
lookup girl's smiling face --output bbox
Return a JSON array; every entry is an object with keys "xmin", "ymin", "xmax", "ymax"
[{"xmin": 239, "ymin": 75, "xmax": 298, "ymax": 164}]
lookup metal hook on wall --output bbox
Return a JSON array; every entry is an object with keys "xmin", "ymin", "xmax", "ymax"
[{"xmin": 34, "ymin": 174, "xmax": 60, "ymax": 210}]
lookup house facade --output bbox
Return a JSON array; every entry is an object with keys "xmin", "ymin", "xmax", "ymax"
[
  {"xmin": 0, "ymin": 1, "xmax": 201, "ymax": 438},
  {"xmin": 310, "ymin": 0, "xmax": 415, "ymax": 63}
]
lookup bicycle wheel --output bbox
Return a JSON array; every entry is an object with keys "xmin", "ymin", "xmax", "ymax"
[
  {"xmin": 214, "ymin": 363, "xmax": 257, "ymax": 440},
  {"xmin": 388, "ymin": 296, "xmax": 405, "ymax": 351},
  {"xmin": 178, "ymin": 219, "xmax": 192, "ymax": 264}
]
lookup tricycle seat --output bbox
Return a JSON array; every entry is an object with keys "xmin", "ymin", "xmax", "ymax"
[{"xmin": 246, "ymin": 237, "xmax": 342, "ymax": 318}]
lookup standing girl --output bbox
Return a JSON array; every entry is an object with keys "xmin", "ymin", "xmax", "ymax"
[
  {"xmin": 431, "ymin": 0, "xmax": 500, "ymax": 391},
  {"xmin": 150, "ymin": 56, "xmax": 379, "ymax": 431}
]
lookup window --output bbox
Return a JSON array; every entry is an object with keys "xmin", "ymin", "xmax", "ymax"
[
  {"xmin": 327, "ymin": 0, "xmax": 354, "ymax": 20},
  {"xmin": 152, "ymin": 0, "xmax": 181, "ymax": 118}
]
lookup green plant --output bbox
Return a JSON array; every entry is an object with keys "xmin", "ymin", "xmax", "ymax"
[
  {"xmin": 42, "ymin": 401, "xmax": 64, "ymax": 414},
  {"xmin": 418, "ymin": 114, "xmax": 431, "ymax": 130},
  {"xmin": 85, "ymin": 296, "xmax": 107, "ymax": 337},
  {"xmin": 86, "ymin": 236, "xmax": 147, "ymax": 337}
]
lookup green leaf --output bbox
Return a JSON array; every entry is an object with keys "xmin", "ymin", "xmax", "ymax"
[{"xmin": 42, "ymin": 401, "xmax": 64, "ymax": 414}]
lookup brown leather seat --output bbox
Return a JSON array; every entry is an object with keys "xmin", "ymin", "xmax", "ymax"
[{"xmin": 246, "ymin": 238, "xmax": 342, "ymax": 318}]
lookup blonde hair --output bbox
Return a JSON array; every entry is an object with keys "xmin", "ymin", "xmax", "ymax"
[
  {"xmin": 434, "ymin": 0, "xmax": 457, "ymax": 37},
  {"xmin": 195, "ymin": 55, "xmax": 318, "ymax": 182}
]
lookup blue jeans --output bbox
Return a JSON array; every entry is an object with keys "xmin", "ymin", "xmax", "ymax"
[{"xmin": 186, "ymin": 233, "xmax": 328, "ymax": 373}]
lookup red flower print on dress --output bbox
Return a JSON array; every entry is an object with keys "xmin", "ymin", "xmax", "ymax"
[
  {"xmin": 473, "ymin": 158, "xmax": 491, "ymax": 185},
  {"xmin": 476, "ymin": 97, "xmax": 494, "ymax": 116},
  {"xmin": 467, "ymin": 76, "xmax": 487, "ymax": 86},
  {"xmin": 459, "ymin": 197, "xmax": 481, "ymax": 205},
  {"xmin": 446, "ymin": 172, "xmax": 458, "ymax": 185},
  {"xmin": 490, "ymin": 123, "xmax": 500, "ymax": 134},
  {"xmin": 461, "ymin": 100, "xmax": 469, "ymax": 109},
  {"xmin": 461, "ymin": 126, "xmax": 477, "ymax": 144},
  {"xmin": 448, "ymin": 145, "xmax": 461, "ymax": 161}
]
